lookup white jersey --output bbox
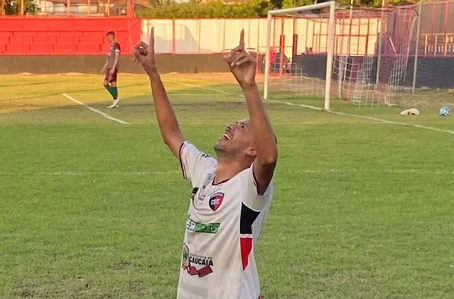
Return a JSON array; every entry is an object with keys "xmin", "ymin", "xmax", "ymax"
[{"xmin": 177, "ymin": 141, "xmax": 274, "ymax": 299}]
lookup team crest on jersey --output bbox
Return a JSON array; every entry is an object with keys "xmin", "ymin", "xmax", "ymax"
[
  {"xmin": 182, "ymin": 244, "xmax": 214, "ymax": 278},
  {"xmin": 209, "ymin": 192, "xmax": 224, "ymax": 211}
]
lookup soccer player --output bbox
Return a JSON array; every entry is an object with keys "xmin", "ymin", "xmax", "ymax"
[
  {"xmin": 101, "ymin": 31, "xmax": 121, "ymax": 108},
  {"xmin": 133, "ymin": 29, "xmax": 278, "ymax": 299}
]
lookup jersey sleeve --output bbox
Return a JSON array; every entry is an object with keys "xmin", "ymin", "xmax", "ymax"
[
  {"xmin": 114, "ymin": 42, "xmax": 121, "ymax": 53},
  {"xmin": 179, "ymin": 141, "xmax": 217, "ymax": 182},
  {"xmin": 241, "ymin": 166, "xmax": 274, "ymax": 212}
]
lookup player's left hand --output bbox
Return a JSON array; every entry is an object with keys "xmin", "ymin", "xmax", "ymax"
[
  {"xmin": 109, "ymin": 68, "xmax": 115, "ymax": 75},
  {"xmin": 133, "ymin": 27, "xmax": 157, "ymax": 76},
  {"xmin": 224, "ymin": 30, "xmax": 256, "ymax": 87}
]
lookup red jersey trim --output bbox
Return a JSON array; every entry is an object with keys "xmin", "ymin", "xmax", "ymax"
[{"xmin": 240, "ymin": 236, "xmax": 253, "ymax": 270}]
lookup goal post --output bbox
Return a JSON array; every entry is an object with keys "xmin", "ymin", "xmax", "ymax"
[
  {"xmin": 263, "ymin": 1, "xmax": 336, "ymax": 110},
  {"xmin": 263, "ymin": 3, "xmax": 419, "ymax": 109}
]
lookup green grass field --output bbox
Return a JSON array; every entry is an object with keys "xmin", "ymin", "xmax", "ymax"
[{"xmin": 0, "ymin": 73, "xmax": 453, "ymax": 299}]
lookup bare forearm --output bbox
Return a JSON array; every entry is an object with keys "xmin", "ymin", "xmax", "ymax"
[
  {"xmin": 242, "ymin": 83, "xmax": 277, "ymax": 164},
  {"xmin": 149, "ymin": 72, "xmax": 179, "ymax": 132},
  {"xmin": 134, "ymin": 28, "xmax": 184, "ymax": 157},
  {"xmin": 148, "ymin": 71, "xmax": 184, "ymax": 153}
]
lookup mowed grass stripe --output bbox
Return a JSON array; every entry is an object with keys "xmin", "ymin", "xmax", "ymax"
[{"xmin": 0, "ymin": 74, "xmax": 452, "ymax": 299}]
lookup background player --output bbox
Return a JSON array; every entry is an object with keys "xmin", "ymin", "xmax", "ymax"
[
  {"xmin": 101, "ymin": 31, "xmax": 121, "ymax": 108},
  {"xmin": 134, "ymin": 29, "xmax": 278, "ymax": 299}
]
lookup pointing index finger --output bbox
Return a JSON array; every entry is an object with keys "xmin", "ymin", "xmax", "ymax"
[
  {"xmin": 149, "ymin": 27, "xmax": 155, "ymax": 54},
  {"xmin": 239, "ymin": 29, "xmax": 245, "ymax": 49}
]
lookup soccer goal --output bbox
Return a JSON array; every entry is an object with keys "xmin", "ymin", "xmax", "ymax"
[{"xmin": 263, "ymin": 2, "xmax": 418, "ymax": 110}]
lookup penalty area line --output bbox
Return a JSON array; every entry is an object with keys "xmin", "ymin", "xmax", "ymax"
[
  {"xmin": 62, "ymin": 93, "xmax": 130, "ymax": 125},
  {"xmin": 328, "ymin": 110, "xmax": 454, "ymax": 135},
  {"xmin": 177, "ymin": 80, "xmax": 454, "ymax": 135},
  {"xmin": 175, "ymin": 81, "xmax": 234, "ymax": 95},
  {"xmin": 273, "ymin": 101, "xmax": 454, "ymax": 135}
]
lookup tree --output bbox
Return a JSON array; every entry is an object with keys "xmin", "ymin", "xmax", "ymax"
[
  {"xmin": 137, "ymin": 0, "xmax": 413, "ymax": 18},
  {"xmin": 3, "ymin": 0, "xmax": 37, "ymax": 15}
]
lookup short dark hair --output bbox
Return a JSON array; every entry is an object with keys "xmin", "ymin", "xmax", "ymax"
[{"xmin": 106, "ymin": 31, "xmax": 115, "ymax": 37}]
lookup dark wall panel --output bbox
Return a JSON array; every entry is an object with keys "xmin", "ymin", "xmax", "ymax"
[
  {"xmin": 292, "ymin": 54, "xmax": 454, "ymax": 89},
  {"xmin": 0, "ymin": 54, "xmax": 230, "ymax": 74}
]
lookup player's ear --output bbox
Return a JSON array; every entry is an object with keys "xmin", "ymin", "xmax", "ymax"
[{"xmin": 245, "ymin": 146, "xmax": 256, "ymax": 158}]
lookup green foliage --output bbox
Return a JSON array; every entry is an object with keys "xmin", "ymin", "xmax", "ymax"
[
  {"xmin": 280, "ymin": 0, "xmax": 314, "ymax": 9},
  {"xmin": 136, "ymin": 0, "xmax": 412, "ymax": 19},
  {"xmin": 339, "ymin": 0, "xmax": 406, "ymax": 8},
  {"xmin": 136, "ymin": 0, "xmax": 271, "ymax": 18},
  {"xmin": 3, "ymin": 0, "xmax": 37, "ymax": 15}
]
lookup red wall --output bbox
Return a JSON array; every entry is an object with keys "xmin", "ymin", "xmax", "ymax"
[{"xmin": 0, "ymin": 17, "xmax": 141, "ymax": 55}]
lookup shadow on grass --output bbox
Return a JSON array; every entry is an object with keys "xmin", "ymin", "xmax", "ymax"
[
  {"xmin": 0, "ymin": 82, "xmax": 295, "ymax": 122},
  {"xmin": 81, "ymin": 83, "xmax": 246, "ymax": 108},
  {"xmin": 0, "ymin": 83, "xmax": 145, "ymax": 103},
  {"xmin": 0, "ymin": 81, "xmax": 52, "ymax": 88},
  {"xmin": 0, "ymin": 83, "xmax": 250, "ymax": 120}
]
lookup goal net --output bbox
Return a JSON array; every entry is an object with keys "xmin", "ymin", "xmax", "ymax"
[{"xmin": 263, "ymin": 2, "xmax": 418, "ymax": 110}]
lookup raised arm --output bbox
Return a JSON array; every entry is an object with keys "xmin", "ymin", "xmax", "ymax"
[
  {"xmin": 133, "ymin": 28, "xmax": 184, "ymax": 158},
  {"xmin": 225, "ymin": 30, "xmax": 278, "ymax": 195}
]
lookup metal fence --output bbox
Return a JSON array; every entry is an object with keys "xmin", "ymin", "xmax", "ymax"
[{"xmin": 254, "ymin": 1, "xmax": 454, "ymax": 107}]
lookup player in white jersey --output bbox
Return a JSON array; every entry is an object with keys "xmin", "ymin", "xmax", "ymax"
[{"xmin": 133, "ymin": 29, "xmax": 278, "ymax": 299}]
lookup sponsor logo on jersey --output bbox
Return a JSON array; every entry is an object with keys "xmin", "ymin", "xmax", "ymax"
[
  {"xmin": 186, "ymin": 218, "xmax": 220, "ymax": 234},
  {"xmin": 182, "ymin": 244, "xmax": 214, "ymax": 278},
  {"xmin": 209, "ymin": 192, "xmax": 224, "ymax": 212}
]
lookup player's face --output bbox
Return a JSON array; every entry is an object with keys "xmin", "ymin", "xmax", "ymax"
[
  {"xmin": 214, "ymin": 118, "xmax": 255, "ymax": 159},
  {"xmin": 107, "ymin": 34, "xmax": 115, "ymax": 43}
]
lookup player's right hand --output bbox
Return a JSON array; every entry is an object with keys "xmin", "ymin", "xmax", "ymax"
[
  {"xmin": 224, "ymin": 30, "xmax": 257, "ymax": 87},
  {"xmin": 133, "ymin": 27, "xmax": 157, "ymax": 75}
]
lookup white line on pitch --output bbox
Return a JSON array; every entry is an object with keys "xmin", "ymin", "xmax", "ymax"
[
  {"xmin": 62, "ymin": 93, "xmax": 130, "ymax": 125},
  {"xmin": 175, "ymin": 82, "xmax": 234, "ymax": 95},
  {"xmin": 266, "ymin": 99, "xmax": 324, "ymax": 111},
  {"xmin": 328, "ymin": 110, "xmax": 454, "ymax": 135},
  {"xmin": 177, "ymin": 81, "xmax": 454, "ymax": 135}
]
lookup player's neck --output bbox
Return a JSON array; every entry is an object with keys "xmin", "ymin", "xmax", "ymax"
[{"xmin": 214, "ymin": 160, "xmax": 247, "ymax": 185}]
